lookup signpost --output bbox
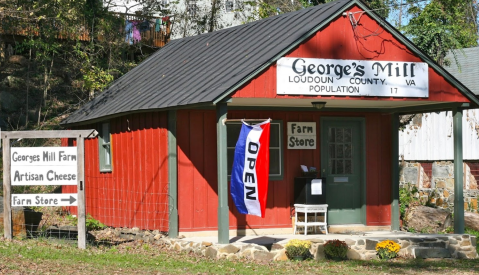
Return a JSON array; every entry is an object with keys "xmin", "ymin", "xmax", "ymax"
[{"xmin": 2, "ymin": 130, "xmax": 97, "ymax": 249}]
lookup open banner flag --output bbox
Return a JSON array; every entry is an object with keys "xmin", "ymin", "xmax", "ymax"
[{"xmin": 230, "ymin": 119, "xmax": 270, "ymax": 218}]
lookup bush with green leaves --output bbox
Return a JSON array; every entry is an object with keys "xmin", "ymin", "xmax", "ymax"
[
  {"xmin": 284, "ymin": 239, "xmax": 312, "ymax": 259},
  {"xmin": 67, "ymin": 214, "xmax": 106, "ymax": 231},
  {"xmin": 399, "ymin": 183, "xmax": 421, "ymax": 220},
  {"xmin": 324, "ymin": 239, "xmax": 349, "ymax": 260}
]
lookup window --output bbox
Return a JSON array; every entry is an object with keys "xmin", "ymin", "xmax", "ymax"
[
  {"xmin": 227, "ymin": 120, "xmax": 283, "ymax": 180},
  {"xmin": 328, "ymin": 127, "xmax": 352, "ymax": 174},
  {"xmin": 225, "ymin": 0, "xmax": 234, "ymax": 12},
  {"xmin": 98, "ymin": 122, "xmax": 112, "ymax": 172},
  {"xmin": 187, "ymin": 1, "xmax": 197, "ymax": 16}
]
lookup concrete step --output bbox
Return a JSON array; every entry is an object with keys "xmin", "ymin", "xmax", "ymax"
[{"xmin": 414, "ymin": 247, "xmax": 451, "ymax": 258}]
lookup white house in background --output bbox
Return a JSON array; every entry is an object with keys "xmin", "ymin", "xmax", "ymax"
[
  {"xmin": 104, "ymin": 0, "xmax": 255, "ymax": 39},
  {"xmin": 400, "ymin": 47, "xmax": 479, "ymax": 162},
  {"xmin": 399, "ymin": 47, "xmax": 479, "ymax": 212}
]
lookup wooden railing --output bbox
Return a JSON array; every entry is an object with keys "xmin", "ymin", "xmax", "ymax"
[{"xmin": 0, "ymin": 12, "xmax": 171, "ymax": 48}]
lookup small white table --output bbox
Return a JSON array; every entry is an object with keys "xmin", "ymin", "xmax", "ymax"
[{"xmin": 294, "ymin": 204, "xmax": 328, "ymax": 235}]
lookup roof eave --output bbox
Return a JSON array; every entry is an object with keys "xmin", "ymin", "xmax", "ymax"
[{"xmin": 213, "ymin": 0, "xmax": 357, "ymax": 105}]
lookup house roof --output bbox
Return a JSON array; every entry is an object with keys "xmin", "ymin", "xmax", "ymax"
[
  {"xmin": 445, "ymin": 47, "xmax": 479, "ymax": 95},
  {"xmin": 61, "ymin": 0, "xmax": 355, "ymax": 126},
  {"xmin": 62, "ymin": 0, "xmax": 478, "ymax": 126}
]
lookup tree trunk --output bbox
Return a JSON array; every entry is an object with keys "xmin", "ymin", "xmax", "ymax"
[
  {"xmin": 25, "ymin": 47, "xmax": 31, "ymax": 127},
  {"xmin": 208, "ymin": 0, "xmax": 218, "ymax": 33}
]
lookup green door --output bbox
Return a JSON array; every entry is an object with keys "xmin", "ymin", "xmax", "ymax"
[{"xmin": 321, "ymin": 118, "xmax": 365, "ymax": 225}]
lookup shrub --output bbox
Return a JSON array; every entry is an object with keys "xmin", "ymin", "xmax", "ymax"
[
  {"xmin": 375, "ymin": 240, "xmax": 401, "ymax": 259},
  {"xmin": 67, "ymin": 214, "xmax": 106, "ymax": 231},
  {"xmin": 324, "ymin": 239, "xmax": 348, "ymax": 260},
  {"xmin": 399, "ymin": 182, "xmax": 420, "ymax": 220},
  {"xmin": 284, "ymin": 239, "xmax": 312, "ymax": 259}
]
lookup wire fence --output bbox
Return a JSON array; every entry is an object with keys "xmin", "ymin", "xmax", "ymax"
[{"xmin": 2, "ymin": 182, "xmax": 170, "ymax": 245}]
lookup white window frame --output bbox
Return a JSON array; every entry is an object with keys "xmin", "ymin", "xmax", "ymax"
[
  {"xmin": 187, "ymin": 0, "xmax": 198, "ymax": 16},
  {"xmin": 224, "ymin": 0, "xmax": 235, "ymax": 12},
  {"xmin": 98, "ymin": 122, "xmax": 112, "ymax": 172},
  {"xmin": 227, "ymin": 120, "xmax": 283, "ymax": 180}
]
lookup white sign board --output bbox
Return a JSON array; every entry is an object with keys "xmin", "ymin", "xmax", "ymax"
[
  {"xmin": 277, "ymin": 57, "xmax": 428, "ymax": 97},
  {"xmin": 287, "ymin": 122, "xmax": 316, "ymax": 149},
  {"xmin": 11, "ymin": 147, "xmax": 77, "ymax": 185},
  {"xmin": 12, "ymin": 194, "xmax": 78, "ymax": 206}
]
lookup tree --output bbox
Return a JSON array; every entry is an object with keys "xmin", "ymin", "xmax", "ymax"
[
  {"xmin": 238, "ymin": 0, "xmax": 393, "ymax": 23},
  {"xmin": 0, "ymin": 0, "xmax": 157, "ymax": 128},
  {"xmin": 402, "ymin": 0, "xmax": 479, "ymax": 66}
]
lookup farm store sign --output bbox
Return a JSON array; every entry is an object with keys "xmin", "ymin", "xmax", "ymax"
[
  {"xmin": 277, "ymin": 57, "xmax": 428, "ymax": 97},
  {"xmin": 11, "ymin": 147, "xmax": 77, "ymax": 185},
  {"xmin": 287, "ymin": 122, "xmax": 316, "ymax": 149}
]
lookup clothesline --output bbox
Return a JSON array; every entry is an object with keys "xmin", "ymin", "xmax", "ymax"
[{"xmin": 124, "ymin": 17, "xmax": 170, "ymax": 45}]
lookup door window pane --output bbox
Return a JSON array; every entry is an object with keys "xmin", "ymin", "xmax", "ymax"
[{"xmin": 328, "ymin": 127, "xmax": 353, "ymax": 175}]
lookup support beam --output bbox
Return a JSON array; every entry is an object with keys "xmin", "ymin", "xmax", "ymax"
[
  {"xmin": 216, "ymin": 102, "xmax": 229, "ymax": 244},
  {"xmin": 168, "ymin": 110, "xmax": 178, "ymax": 238},
  {"xmin": 453, "ymin": 108, "xmax": 464, "ymax": 234},
  {"xmin": 2, "ymin": 136, "xmax": 12, "ymax": 240},
  {"xmin": 391, "ymin": 113, "xmax": 400, "ymax": 231},
  {"xmin": 76, "ymin": 136, "xmax": 86, "ymax": 249}
]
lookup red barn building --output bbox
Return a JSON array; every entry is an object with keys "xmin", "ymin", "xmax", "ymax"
[{"xmin": 61, "ymin": 0, "xmax": 478, "ymax": 243}]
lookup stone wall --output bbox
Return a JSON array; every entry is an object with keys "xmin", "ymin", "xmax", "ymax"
[
  {"xmin": 161, "ymin": 234, "xmax": 478, "ymax": 260},
  {"xmin": 400, "ymin": 161, "xmax": 479, "ymax": 213}
]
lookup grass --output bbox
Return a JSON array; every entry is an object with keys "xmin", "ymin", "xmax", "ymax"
[{"xmin": 1, "ymin": 238, "xmax": 479, "ymax": 274}]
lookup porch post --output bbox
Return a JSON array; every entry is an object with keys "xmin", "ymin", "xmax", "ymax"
[
  {"xmin": 216, "ymin": 102, "xmax": 229, "ymax": 244},
  {"xmin": 391, "ymin": 113, "xmax": 400, "ymax": 231},
  {"xmin": 168, "ymin": 110, "xmax": 178, "ymax": 238},
  {"xmin": 453, "ymin": 108, "xmax": 465, "ymax": 234}
]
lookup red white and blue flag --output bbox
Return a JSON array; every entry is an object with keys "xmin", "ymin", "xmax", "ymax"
[{"xmin": 230, "ymin": 119, "xmax": 270, "ymax": 218}]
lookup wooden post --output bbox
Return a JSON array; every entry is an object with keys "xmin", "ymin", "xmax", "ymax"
[
  {"xmin": 216, "ymin": 102, "xmax": 229, "ymax": 244},
  {"xmin": 77, "ymin": 135, "xmax": 86, "ymax": 249},
  {"xmin": 168, "ymin": 110, "xmax": 178, "ymax": 238},
  {"xmin": 453, "ymin": 108, "xmax": 465, "ymax": 234},
  {"xmin": 391, "ymin": 113, "xmax": 400, "ymax": 231},
  {"xmin": 2, "ymin": 135, "xmax": 12, "ymax": 240}
]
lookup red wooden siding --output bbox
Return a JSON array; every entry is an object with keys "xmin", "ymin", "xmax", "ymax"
[
  {"xmin": 365, "ymin": 113, "xmax": 392, "ymax": 225},
  {"xmin": 176, "ymin": 109, "xmax": 393, "ymax": 231},
  {"xmin": 232, "ymin": 5, "xmax": 470, "ymax": 104},
  {"xmin": 64, "ymin": 112, "xmax": 169, "ymax": 231},
  {"xmin": 176, "ymin": 110, "xmax": 219, "ymax": 231}
]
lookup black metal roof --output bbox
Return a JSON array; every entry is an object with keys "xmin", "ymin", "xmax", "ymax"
[
  {"xmin": 61, "ymin": 0, "xmax": 479, "ymax": 126},
  {"xmin": 61, "ymin": 0, "xmax": 352, "ymax": 125}
]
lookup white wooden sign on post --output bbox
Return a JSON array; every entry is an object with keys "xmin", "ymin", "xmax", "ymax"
[
  {"xmin": 11, "ymin": 147, "xmax": 78, "ymax": 185},
  {"xmin": 2, "ymin": 130, "xmax": 97, "ymax": 249}
]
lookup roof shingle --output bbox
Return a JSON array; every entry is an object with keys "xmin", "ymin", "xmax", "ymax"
[{"xmin": 61, "ymin": 0, "xmax": 351, "ymax": 125}]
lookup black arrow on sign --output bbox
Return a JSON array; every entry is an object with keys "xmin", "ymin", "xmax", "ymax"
[{"xmin": 61, "ymin": 196, "xmax": 76, "ymax": 204}]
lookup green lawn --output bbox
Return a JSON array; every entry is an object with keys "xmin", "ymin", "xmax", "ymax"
[{"xmin": 1, "ymin": 238, "xmax": 478, "ymax": 274}]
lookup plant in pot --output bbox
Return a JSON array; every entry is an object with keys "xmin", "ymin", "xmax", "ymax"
[
  {"xmin": 284, "ymin": 239, "xmax": 312, "ymax": 260},
  {"xmin": 324, "ymin": 239, "xmax": 349, "ymax": 260},
  {"xmin": 375, "ymin": 240, "xmax": 401, "ymax": 260}
]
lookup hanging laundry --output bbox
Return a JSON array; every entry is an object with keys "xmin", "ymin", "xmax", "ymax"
[
  {"xmin": 139, "ymin": 19, "xmax": 150, "ymax": 33},
  {"xmin": 155, "ymin": 18, "xmax": 161, "ymax": 32},
  {"xmin": 125, "ymin": 20, "xmax": 133, "ymax": 45},
  {"xmin": 162, "ymin": 16, "xmax": 170, "ymax": 26},
  {"xmin": 132, "ymin": 21, "xmax": 141, "ymax": 43}
]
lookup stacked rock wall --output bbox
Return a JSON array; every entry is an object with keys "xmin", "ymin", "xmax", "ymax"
[{"xmin": 400, "ymin": 161, "xmax": 479, "ymax": 213}]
